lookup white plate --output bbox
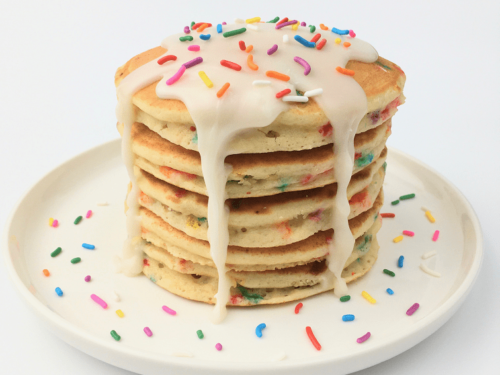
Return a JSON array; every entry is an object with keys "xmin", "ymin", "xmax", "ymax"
[{"xmin": 3, "ymin": 139, "xmax": 482, "ymax": 375}]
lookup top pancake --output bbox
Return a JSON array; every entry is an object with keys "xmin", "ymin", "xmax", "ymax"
[{"xmin": 115, "ymin": 46, "xmax": 405, "ymax": 153}]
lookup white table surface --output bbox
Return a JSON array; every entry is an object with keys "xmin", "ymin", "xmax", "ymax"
[{"xmin": 1, "ymin": 1, "xmax": 499, "ymax": 374}]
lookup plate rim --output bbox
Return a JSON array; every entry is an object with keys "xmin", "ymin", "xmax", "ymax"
[{"xmin": 2, "ymin": 140, "xmax": 484, "ymax": 373}]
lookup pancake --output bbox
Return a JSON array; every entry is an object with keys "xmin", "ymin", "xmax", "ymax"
[{"xmin": 142, "ymin": 232, "xmax": 380, "ymax": 306}]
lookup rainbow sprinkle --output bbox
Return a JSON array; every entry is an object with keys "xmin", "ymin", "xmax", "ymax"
[
  {"xmin": 294, "ymin": 56, "xmax": 311, "ymax": 75},
  {"xmin": 55, "ymin": 287, "xmax": 63, "ymax": 297},
  {"xmin": 400, "ymin": 193, "xmax": 415, "ymax": 200},
  {"xmin": 406, "ymin": 303, "xmax": 420, "ymax": 316},
  {"xmin": 342, "ymin": 314, "xmax": 355, "ymax": 322},
  {"xmin": 200, "ymin": 34, "xmax": 211, "ymax": 40},
  {"xmin": 220, "ymin": 59, "xmax": 241, "ymax": 71},
  {"xmin": 183, "ymin": 57, "xmax": 203, "ymax": 69},
  {"xmin": 74, "ymin": 216, "xmax": 82, "ymax": 225},
  {"xmin": 340, "ymin": 295, "xmax": 351, "ymax": 302},
  {"xmin": 86, "ymin": 210, "xmax": 92, "ymax": 219},
  {"xmin": 425, "ymin": 210, "xmax": 436, "ymax": 223},
  {"xmin": 144, "ymin": 327, "xmax": 153, "ymax": 337},
  {"xmin": 393, "ymin": 235, "xmax": 404, "ymax": 243},
  {"xmin": 84, "ymin": 275, "xmax": 91, "ymax": 282},
  {"xmin": 179, "ymin": 36, "xmax": 193, "ymax": 42},
  {"xmin": 91, "ymin": 294, "xmax": 108, "ymax": 309},
  {"xmin": 82, "ymin": 243, "xmax": 95, "ymax": 250},
  {"xmin": 294, "ymin": 302, "xmax": 303, "ymax": 314},
  {"xmin": 432, "ymin": 230, "xmax": 440, "ymax": 241},
  {"xmin": 198, "ymin": 71, "xmax": 213, "ymax": 88},
  {"xmin": 255, "ymin": 323, "xmax": 266, "ymax": 338},
  {"xmin": 357, "ymin": 332, "xmax": 371, "ymax": 343},
  {"xmin": 196, "ymin": 330, "xmax": 204, "ymax": 339},
  {"xmin": 294, "ymin": 35, "xmax": 315, "ymax": 48},
  {"xmin": 166, "ymin": 65, "xmax": 186, "ymax": 85},
  {"xmin": 217, "ymin": 82, "xmax": 230, "ymax": 98},
  {"xmin": 187, "ymin": 45, "xmax": 200, "ymax": 52},
  {"xmin": 402, "ymin": 230, "xmax": 414, "ymax": 237},
  {"xmin": 361, "ymin": 291, "xmax": 376, "ymax": 304},
  {"xmin": 110, "ymin": 330, "xmax": 121, "ymax": 341},
  {"xmin": 223, "ymin": 28, "xmax": 246, "ymax": 38},
  {"xmin": 331, "ymin": 27, "xmax": 349, "ymax": 35},
  {"xmin": 306, "ymin": 326, "xmax": 321, "ymax": 350},
  {"xmin": 50, "ymin": 247, "xmax": 62, "ymax": 257},
  {"xmin": 43, "ymin": 269, "xmax": 50, "ymax": 277},
  {"xmin": 383, "ymin": 269, "xmax": 395, "ymax": 277},
  {"xmin": 162, "ymin": 305, "xmax": 177, "ymax": 315},
  {"xmin": 275, "ymin": 20, "xmax": 298, "ymax": 30},
  {"xmin": 71, "ymin": 257, "xmax": 81, "ymax": 264},
  {"xmin": 217, "ymin": 24, "xmax": 222, "ymax": 33},
  {"xmin": 387, "ymin": 288, "xmax": 394, "ymax": 295},
  {"xmin": 398, "ymin": 256, "xmax": 404, "ymax": 268},
  {"xmin": 247, "ymin": 55, "xmax": 258, "ymax": 70},
  {"xmin": 116, "ymin": 309, "xmax": 124, "ymax": 318},
  {"xmin": 267, "ymin": 44, "xmax": 278, "ymax": 55},
  {"xmin": 304, "ymin": 88, "xmax": 323, "ymax": 97},
  {"xmin": 215, "ymin": 343, "xmax": 223, "ymax": 351}
]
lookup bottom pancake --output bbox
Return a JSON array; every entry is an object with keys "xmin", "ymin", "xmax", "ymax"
[{"xmin": 142, "ymin": 228, "xmax": 380, "ymax": 306}]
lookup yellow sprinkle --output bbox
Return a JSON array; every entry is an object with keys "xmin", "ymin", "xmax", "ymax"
[
  {"xmin": 116, "ymin": 309, "xmax": 124, "ymax": 318},
  {"xmin": 48, "ymin": 218, "xmax": 54, "ymax": 226},
  {"xmin": 198, "ymin": 71, "xmax": 213, "ymax": 88},
  {"xmin": 246, "ymin": 17, "xmax": 261, "ymax": 24},
  {"xmin": 362, "ymin": 291, "xmax": 376, "ymax": 304},
  {"xmin": 292, "ymin": 21, "xmax": 299, "ymax": 31},
  {"xmin": 393, "ymin": 235, "xmax": 404, "ymax": 243},
  {"xmin": 425, "ymin": 210, "xmax": 436, "ymax": 223},
  {"xmin": 335, "ymin": 38, "xmax": 341, "ymax": 44}
]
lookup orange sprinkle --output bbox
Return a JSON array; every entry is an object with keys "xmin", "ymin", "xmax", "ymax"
[
  {"xmin": 217, "ymin": 83, "xmax": 230, "ymax": 98},
  {"xmin": 343, "ymin": 42, "xmax": 351, "ymax": 48},
  {"xmin": 319, "ymin": 23, "xmax": 328, "ymax": 30},
  {"xmin": 43, "ymin": 269, "xmax": 50, "ymax": 277},
  {"xmin": 245, "ymin": 45, "xmax": 253, "ymax": 53},
  {"xmin": 247, "ymin": 55, "xmax": 259, "ymax": 70},
  {"xmin": 197, "ymin": 23, "xmax": 209, "ymax": 32},
  {"xmin": 266, "ymin": 71, "xmax": 290, "ymax": 81},
  {"xmin": 336, "ymin": 66, "xmax": 355, "ymax": 76}
]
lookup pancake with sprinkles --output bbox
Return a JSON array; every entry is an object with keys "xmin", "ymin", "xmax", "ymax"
[{"xmin": 114, "ymin": 17, "xmax": 405, "ymax": 319}]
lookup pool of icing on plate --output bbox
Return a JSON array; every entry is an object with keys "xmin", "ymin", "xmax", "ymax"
[{"xmin": 115, "ymin": 21, "xmax": 378, "ymax": 323}]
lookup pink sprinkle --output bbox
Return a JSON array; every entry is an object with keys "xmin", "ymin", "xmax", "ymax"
[
  {"xmin": 84, "ymin": 275, "xmax": 91, "ymax": 282},
  {"xmin": 90, "ymin": 294, "xmax": 107, "ymax": 309},
  {"xmin": 357, "ymin": 332, "xmax": 371, "ymax": 343},
  {"xmin": 300, "ymin": 22, "xmax": 306, "ymax": 26},
  {"xmin": 166, "ymin": 65, "xmax": 186, "ymax": 86},
  {"xmin": 222, "ymin": 22, "xmax": 227, "ymax": 25},
  {"xmin": 144, "ymin": 327, "xmax": 153, "ymax": 337},
  {"xmin": 349, "ymin": 30, "xmax": 356, "ymax": 38},
  {"xmin": 184, "ymin": 26, "xmax": 190, "ymax": 34},
  {"xmin": 188, "ymin": 45, "xmax": 200, "ymax": 52},
  {"xmin": 52, "ymin": 219, "xmax": 58, "ymax": 227},
  {"xmin": 215, "ymin": 343, "xmax": 223, "ymax": 351},
  {"xmin": 432, "ymin": 230, "xmax": 440, "ymax": 242},
  {"xmin": 86, "ymin": 210, "xmax": 92, "ymax": 219},
  {"xmin": 162, "ymin": 305, "xmax": 177, "ymax": 315},
  {"xmin": 267, "ymin": 44, "xmax": 278, "ymax": 55},
  {"xmin": 406, "ymin": 303, "xmax": 420, "ymax": 316},
  {"xmin": 402, "ymin": 230, "xmax": 414, "ymax": 237}
]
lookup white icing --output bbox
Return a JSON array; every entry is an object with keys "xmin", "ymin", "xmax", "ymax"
[
  {"xmin": 422, "ymin": 250, "xmax": 437, "ymax": 259},
  {"xmin": 115, "ymin": 22, "xmax": 377, "ymax": 322}
]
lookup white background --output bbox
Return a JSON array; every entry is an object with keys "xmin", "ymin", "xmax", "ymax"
[{"xmin": 1, "ymin": 0, "xmax": 499, "ymax": 374}]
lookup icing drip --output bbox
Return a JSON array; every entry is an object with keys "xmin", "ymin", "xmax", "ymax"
[{"xmin": 116, "ymin": 22, "xmax": 378, "ymax": 322}]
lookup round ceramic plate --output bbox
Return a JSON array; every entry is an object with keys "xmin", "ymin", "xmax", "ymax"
[{"xmin": 3, "ymin": 139, "xmax": 482, "ymax": 375}]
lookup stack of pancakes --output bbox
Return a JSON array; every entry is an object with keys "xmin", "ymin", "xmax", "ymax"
[{"xmin": 115, "ymin": 46, "xmax": 405, "ymax": 306}]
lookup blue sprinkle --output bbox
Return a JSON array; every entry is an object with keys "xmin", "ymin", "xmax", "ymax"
[
  {"xmin": 387, "ymin": 288, "xmax": 394, "ymax": 295},
  {"xmin": 200, "ymin": 34, "xmax": 211, "ymax": 40},
  {"xmin": 255, "ymin": 323, "xmax": 266, "ymax": 338},
  {"xmin": 342, "ymin": 314, "xmax": 355, "ymax": 322},
  {"xmin": 217, "ymin": 24, "xmax": 222, "ymax": 33},
  {"xmin": 55, "ymin": 287, "xmax": 63, "ymax": 297},
  {"xmin": 82, "ymin": 243, "xmax": 95, "ymax": 250},
  {"xmin": 294, "ymin": 35, "xmax": 316, "ymax": 48},
  {"xmin": 331, "ymin": 27, "xmax": 349, "ymax": 35},
  {"xmin": 398, "ymin": 255, "xmax": 404, "ymax": 268}
]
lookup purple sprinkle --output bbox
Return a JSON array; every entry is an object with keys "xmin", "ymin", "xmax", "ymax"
[
  {"xmin": 144, "ymin": 327, "xmax": 153, "ymax": 337},
  {"xmin": 275, "ymin": 20, "xmax": 298, "ymax": 30},
  {"xmin": 294, "ymin": 56, "xmax": 311, "ymax": 75},
  {"xmin": 301, "ymin": 22, "xmax": 306, "ymax": 26},
  {"xmin": 406, "ymin": 303, "xmax": 420, "ymax": 316},
  {"xmin": 357, "ymin": 332, "xmax": 371, "ymax": 343},
  {"xmin": 222, "ymin": 22, "xmax": 227, "ymax": 25},
  {"xmin": 184, "ymin": 26, "xmax": 190, "ymax": 34},
  {"xmin": 162, "ymin": 305, "xmax": 177, "ymax": 315},
  {"xmin": 84, "ymin": 275, "xmax": 91, "ymax": 282},
  {"xmin": 215, "ymin": 343, "xmax": 222, "ymax": 351},
  {"xmin": 183, "ymin": 57, "xmax": 203, "ymax": 69},
  {"xmin": 267, "ymin": 44, "xmax": 278, "ymax": 55}
]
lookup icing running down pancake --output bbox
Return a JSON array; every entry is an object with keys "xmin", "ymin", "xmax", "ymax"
[{"xmin": 115, "ymin": 19, "xmax": 405, "ymax": 323}]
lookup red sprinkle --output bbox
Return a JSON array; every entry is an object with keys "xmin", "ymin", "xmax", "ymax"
[
  {"xmin": 310, "ymin": 33, "xmax": 321, "ymax": 43},
  {"xmin": 220, "ymin": 60, "xmax": 242, "ymax": 71},
  {"xmin": 381, "ymin": 213, "xmax": 395, "ymax": 218},
  {"xmin": 294, "ymin": 302, "xmax": 303, "ymax": 314},
  {"xmin": 239, "ymin": 40, "xmax": 246, "ymax": 50},
  {"xmin": 190, "ymin": 126, "xmax": 196, "ymax": 131},
  {"xmin": 276, "ymin": 88, "xmax": 292, "ymax": 98},
  {"xmin": 306, "ymin": 326, "xmax": 321, "ymax": 350},
  {"xmin": 276, "ymin": 17, "xmax": 289, "ymax": 26},
  {"xmin": 316, "ymin": 39, "xmax": 327, "ymax": 50},
  {"xmin": 157, "ymin": 55, "xmax": 177, "ymax": 65},
  {"xmin": 192, "ymin": 22, "xmax": 212, "ymax": 30}
]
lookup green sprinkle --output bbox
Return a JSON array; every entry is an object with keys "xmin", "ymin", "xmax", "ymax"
[
  {"xmin": 383, "ymin": 269, "xmax": 396, "ymax": 277},
  {"xmin": 267, "ymin": 16, "xmax": 280, "ymax": 23},
  {"xmin": 74, "ymin": 216, "xmax": 82, "ymax": 225},
  {"xmin": 50, "ymin": 247, "xmax": 62, "ymax": 257},
  {"xmin": 375, "ymin": 60, "xmax": 392, "ymax": 70},
  {"xmin": 196, "ymin": 330, "xmax": 204, "ymax": 339},
  {"xmin": 71, "ymin": 257, "xmax": 81, "ymax": 264},
  {"xmin": 198, "ymin": 217, "xmax": 207, "ymax": 223},
  {"xmin": 309, "ymin": 25, "xmax": 316, "ymax": 33},
  {"xmin": 237, "ymin": 286, "xmax": 263, "ymax": 304},
  {"xmin": 190, "ymin": 21, "xmax": 195, "ymax": 30},
  {"xmin": 179, "ymin": 36, "xmax": 193, "ymax": 42},
  {"xmin": 383, "ymin": 161, "xmax": 388, "ymax": 172},
  {"xmin": 110, "ymin": 330, "xmax": 121, "ymax": 341},
  {"xmin": 223, "ymin": 28, "xmax": 246, "ymax": 38},
  {"xmin": 296, "ymin": 90, "xmax": 303, "ymax": 96},
  {"xmin": 391, "ymin": 200, "xmax": 400, "ymax": 205},
  {"xmin": 400, "ymin": 193, "xmax": 416, "ymax": 200},
  {"xmin": 340, "ymin": 295, "xmax": 351, "ymax": 302}
]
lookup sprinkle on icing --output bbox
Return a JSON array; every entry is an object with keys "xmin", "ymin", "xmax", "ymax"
[
  {"xmin": 198, "ymin": 71, "xmax": 213, "ymax": 88},
  {"xmin": 216, "ymin": 82, "xmax": 230, "ymax": 98},
  {"xmin": 247, "ymin": 54, "xmax": 259, "ymax": 70},
  {"xmin": 294, "ymin": 35, "xmax": 316, "ymax": 48},
  {"xmin": 294, "ymin": 56, "xmax": 311, "ymax": 75},
  {"xmin": 319, "ymin": 23, "xmax": 328, "ymax": 30},
  {"xmin": 266, "ymin": 70, "xmax": 290, "ymax": 81},
  {"xmin": 316, "ymin": 39, "xmax": 327, "ymax": 50},
  {"xmin": 331, "ymin": 27, "xmax": 349, "ymax": 35},
  {"xmin": 267, "ymin": 44, "xmax": 278, "ymax": 55},
  {"xmin": 306, "ymin": 326, "xmax": 321, "ymax": 350},
  {"xmin": 220, "ymin": 59, "xmax": 242, "ymax": 71}
]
